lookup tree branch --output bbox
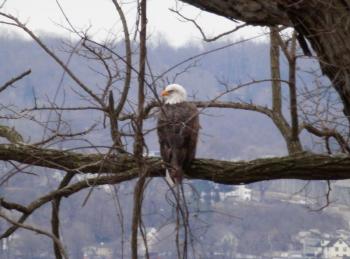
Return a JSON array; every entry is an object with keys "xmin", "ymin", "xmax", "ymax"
[
  {"xmin": 0, "ymin": 12, "xmax": 104, "ymax": 107},
  {"xmin": 0, "ymin": 170, "xmax": 138, "ymax": 239},
  {"xmin": 179, "ymin": 0, "xmax": 350, "ymax": 124},
  {"xmin": 51, "ymin": 172, "xmax": 75, "ymax": 259},
  {"xmin": 0, "ymin": 126, "xmax": 23, "ymax": 143},
  {"xmin": 0, "ymin": 144, "xmax": 350, "ymax": 184},
  {"xmin": 304, "ymin": 124, "xmax": 350, "ymax": 154},
  {"xmin": 0, "ymin": 69, "xmax": 31, "ymax": 93},
  {"xmin": 169, "ymin": 8, "xmax": 247, "ymax": 42},
  {"xmin": 0, "ymin": 212, "xmax": 69, "ymax": 259},
  {"xmin": 193, "ymin": 101, "xmax": 273, "ymax": 117},
  {"xmin": 132, "ymin": 1, "xmax": 148, "ymax": 257},
  {"xmin": 179, "ymin": 0, "xmax": 290, "ymax": 26}
]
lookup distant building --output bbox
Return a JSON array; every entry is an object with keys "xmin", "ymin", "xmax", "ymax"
[
  {"xmin": 294, "ymin": 229, "xmax": 350, "ymax": 258},
  {"xmin": 323, "ymin": 238, "xmax": 350, "ymax": 258},
  {"xmin": 223, "ymin": 185, "xmax": 252, "ymax": 201},
  {"xmin": 83, "ymin": 242, "xmax": 113, "ymax": 259}
]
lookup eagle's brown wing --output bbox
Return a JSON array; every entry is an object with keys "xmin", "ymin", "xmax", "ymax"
[{"xmin": 157, "ymin": 102, "xmax": 199, "ymax": 183}]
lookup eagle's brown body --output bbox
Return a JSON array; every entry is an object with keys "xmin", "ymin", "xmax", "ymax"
[{"xmin": 157, "ymin": 102, "xmax": 199, "ymax": 183}]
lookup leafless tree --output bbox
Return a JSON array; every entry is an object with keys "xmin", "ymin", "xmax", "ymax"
[
  {"xmin": 179, "ymin": 0, "xmax": 350, "ymax": 123},
  {"xmin": 0, "ymin": 1, "xmax": 350, "ymax": 258}
]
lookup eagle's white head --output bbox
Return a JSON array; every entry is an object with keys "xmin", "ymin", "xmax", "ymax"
[{"xmin": 161, "ymin": 84, "xmax": 187, "ymax": 104}]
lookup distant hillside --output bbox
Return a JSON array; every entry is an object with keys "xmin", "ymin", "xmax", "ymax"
[{"xmin": 0, "ymin": 34, "xmax": 292, "ymax": 159}]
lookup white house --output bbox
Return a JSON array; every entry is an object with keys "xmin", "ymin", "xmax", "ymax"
[
  {"xmin": 323, "ymin": 238, "xmax": 350, "ymax": 258},
  {"xmin": 83, "ymin": 242, "xmax": 113, "ymax": 259},
  {"xmin": 228, "ymin": 185, "xmax": 252, "ymax": 201}
]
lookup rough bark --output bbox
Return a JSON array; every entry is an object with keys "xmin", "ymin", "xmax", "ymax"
[
  {"xmin": 270, "ymin": 27, "xmax": 282, "ymax": 114},
  {"xmin": 180, "ymin": 0, "xmax": 350, "ymax": 119},
  {"xmin": 131, "ymin": 0, "xmax": 148, "ymax": 257},
  {"xmin": 270, "ymin": 27, "xmax": 303, "ymax": 154},
  {"xmin": 51, "ymin": 172, "xmax": 75, "ymax": 259},
  {"xmin": 133, "ymin": 0, "xmax": 147, "ymax": 160},
  {"xmin": 180, "ymin": 0, "xmax": 290, "ymax": 26},
  {"xmin": 1, "ymin": 144, "xmax": 350, "ymax": 185}
]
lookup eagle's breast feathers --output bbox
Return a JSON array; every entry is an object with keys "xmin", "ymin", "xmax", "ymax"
[{"xmin": 157, "ymin": 84, "xmax": 199, "ymax": 184}]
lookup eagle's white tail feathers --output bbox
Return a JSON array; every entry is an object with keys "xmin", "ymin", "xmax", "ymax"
[{"xmin": 165, "ymin": 169, "xmax": 176, "ymax": 186}]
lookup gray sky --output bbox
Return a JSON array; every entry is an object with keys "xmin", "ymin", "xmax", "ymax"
[{"xmin": 1, "ymin": 0, "xmax": 266, "ymax": 46}]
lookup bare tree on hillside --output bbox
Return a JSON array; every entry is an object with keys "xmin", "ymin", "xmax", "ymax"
[{"xmin": 179, "ymin": 0, "xmax": 350, "ymax": 124}]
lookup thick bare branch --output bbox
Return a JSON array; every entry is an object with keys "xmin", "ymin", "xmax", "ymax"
[
  {"xmin": 179, "ymin": 0, "xmax": 290, "ymax": 26},
  {"xmin": 0, "ymin": 199, "xmax": 29, "ymax": 214},
  {"xmin": 51, "ymin": 172, "xmax": 75, "ymax": 259},
  {"xmin": 193, "ymin": 101, "xmax": 273, "ymax": 117},
  {"xmin": 132, "ymin": 1, "xmax": 148, "ymax": 258},
  {"xmin": 270, "ymin": 27, "xmax": 281, "ymax": 114},
  {"xmin": 0, "ymin": 126, "xmax": 23, "ymax": 143},
  {"xmin": 0, "ymin": 144, "xmax": 138, "ymax": 173},
  {"xmin": 287, "ymin": 31, "xmax": 302, "ymax": 153},
  {"xmin": 0, "ymin": 144, "xmax": 350, "ymax": 184}
]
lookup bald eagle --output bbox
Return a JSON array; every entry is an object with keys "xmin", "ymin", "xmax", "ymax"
[{"xmin": 157, "ymin": 84, "xmax": 199, "ymax": 184}]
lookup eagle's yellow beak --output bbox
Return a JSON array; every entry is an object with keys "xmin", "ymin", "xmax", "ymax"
[{"xmin": 161, "ymin": 90, "xmax": 169, "ymax": 97}]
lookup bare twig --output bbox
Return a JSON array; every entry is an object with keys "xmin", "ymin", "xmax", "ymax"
[
  {"xmin": 304, "ymin": 124, "xmax": 350, "ymax": 153},
  {"xmin": 0, "ymin": 12, "xmax": 104, "ymax": 107},
  {"xmin": 111, "ymin": 0, "xmax": 132, "ymax": 117},
  {"xmin": 0, "ymin": 169, "xmax": 139, "ymax": 238},
  {"xmin": 0, "ymin": 0, "xmax": 7, "ymax": 9},
  {"xmin": 170, "ymin": 8, "xmax": 247, "ymax": 42},
  {"xmin": 0, "ymin": 212, "xmax": 69, "ymax": 259},
  {"xmin": 0, "ymin": 69, "xmax": 31, "ymax": 93}
]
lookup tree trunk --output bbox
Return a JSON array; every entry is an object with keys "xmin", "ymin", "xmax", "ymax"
[
  {"xmin": 286, "ymin": 139, "xmax": 303, "ymax": 155},
  {"xmin": 180, "ymin": 0, "xmax": 350, "ymax": 119},
  {"xmin": 270, "ymin": 27, "xmax": 303, "ymax": 154},
  {"xmin": 270, "ymin": 27, "xmax": 282, "ymax": 114}
]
